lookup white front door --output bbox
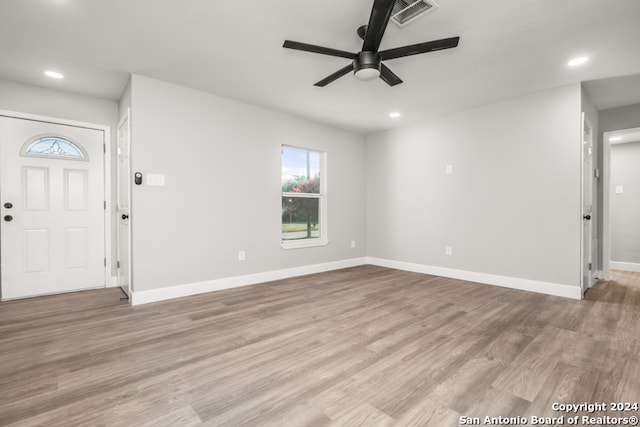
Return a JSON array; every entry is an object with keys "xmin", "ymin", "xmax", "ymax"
[{"xmin": 0, "ymin": 116, "xmax": 105, "ymax": 300}]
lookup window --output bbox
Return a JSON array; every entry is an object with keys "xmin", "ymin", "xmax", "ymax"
[
  {"xmin": 22, "ymin": 136, "xmax": 87, "ymax": 160},
  {"xmin": 281, "ymin": 145, "xmax": 327, "ymax": 248}
]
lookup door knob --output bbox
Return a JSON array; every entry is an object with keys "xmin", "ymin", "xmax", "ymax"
[
  {"xmin": 4, "ymin": 202, "xmax": 12, "ymax": 209},
  {"xmin": 4, "ymin": 215, "xmax": 13, "ymax": 222},
  {"xmin": 121, "ymin": 214, "xmax": 129, "ymax": 220},
  {"xmin": 583, "ymin": 215, "xmax": 591, "ymax": 220}
]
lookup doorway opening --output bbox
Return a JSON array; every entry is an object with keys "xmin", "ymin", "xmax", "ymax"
[{"xmin": 602, "ymin": 126, "xmax": 640, "ymax": 280}]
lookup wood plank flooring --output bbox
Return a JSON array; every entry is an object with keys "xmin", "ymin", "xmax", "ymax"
[
  {"xmin": 1, "ymin": 265, "xmax": 639, "ymax": 426},
  {"xmin": 585, "ymin": 269, "xmax": 640, "ymax": 306}
]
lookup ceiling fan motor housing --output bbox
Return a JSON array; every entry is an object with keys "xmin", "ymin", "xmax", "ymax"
[{"xmin": 354, "ymin": 51, "xmax": 381, "ymax": 80}]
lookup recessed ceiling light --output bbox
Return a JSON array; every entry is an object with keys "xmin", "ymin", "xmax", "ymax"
[
  {"xmin": 44, "ymin": 70, "xmax": 64, "ymax": 79},
  {"xmin": 568, "ymin": 57, "xmax": 589, "ymax": 67},
  {"xmin": 389, "ymin": 112, "xmax": 401, "ymax": 118},
  {"xmin": 609, "ymin": 136, "xmax": 623, "ymax": 142}
]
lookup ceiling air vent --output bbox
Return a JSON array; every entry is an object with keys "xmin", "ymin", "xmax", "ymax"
[{"xmin": 391, "ymin": 0, "xmax": 439, "ymax": 27}]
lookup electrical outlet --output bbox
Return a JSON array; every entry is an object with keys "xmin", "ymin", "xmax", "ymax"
[
  {"xmin": 446, "ymin": 164, "xmax": 453, "ymax": 175},
  {"xmin": 350, "ymin": 240, "xmax": 356, "ymax": 249},
  {"xmin": 238, "ymin": 250, "xmax": 246, "ymax": 261},
  {"xmin": 445, "ymin": 246, "xmax": 453, "ymax": 256}
]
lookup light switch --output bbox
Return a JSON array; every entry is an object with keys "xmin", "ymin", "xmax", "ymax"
[
  {"xmin": 446, "ymin": 164, "xmax": 453, "ymax": 175},
  {"xmin": 615, "ymin": 185, "xmax": 624, "ymax": 194},
  {"xmin": 147, "ymin": 174, "xmax": 165, "ymax": 186}
]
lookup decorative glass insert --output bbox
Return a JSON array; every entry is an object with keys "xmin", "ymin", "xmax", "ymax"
[{"xmin": 22, "ymin": 136, "xmax": 87, "ymax": 160}]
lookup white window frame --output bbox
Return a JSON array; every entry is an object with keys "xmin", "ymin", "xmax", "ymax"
[{"xmin": 281, "ymin": 145, "xmax": 328, "ymax": 249}]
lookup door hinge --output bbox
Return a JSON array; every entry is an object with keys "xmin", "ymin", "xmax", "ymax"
[
  {"xmin": 588, "ymin": 262, "xmax": 592, "ymax": 270},
  {"xmin": 103, "ymin": 143, "xmax": 106, "ymax": 153},
  {"xmin": 104, "ymin": 201, "xmax": 106, "ymax": 209},
  {"xmin": 117, "ymin": 260, "xmax": 120, "ymax": 269},
  {"xmin": 104, "ymin": 258, "xmax": 107, "ymax": 267}
]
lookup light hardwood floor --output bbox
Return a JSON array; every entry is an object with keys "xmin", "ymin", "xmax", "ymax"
[{"xmin": 1, "ymin": 265, "xmax": 639, "ymax": 426}]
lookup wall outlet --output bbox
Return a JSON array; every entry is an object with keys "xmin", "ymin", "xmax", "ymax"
[
  {"xmin": 238, "ymin": 250, "xmax": 246, "ymax": 261},
  {"xmin": 445, "ymin": 246, "xmax": 453, "ymax": 256},
  {"xmin": 350, "ymin": 240, "xmax": 356, "ymax": 249},
  {"xmin": 446, "ymin": 164, "xmax": 453, "ymax": 175}
]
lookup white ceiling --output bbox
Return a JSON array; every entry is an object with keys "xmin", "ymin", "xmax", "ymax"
[{"xmin": 1, "ymin": 0, "xmax": 640, "ymax": 134}]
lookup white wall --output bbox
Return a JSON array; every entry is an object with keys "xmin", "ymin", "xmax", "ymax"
[
  {"xmin": 366, "ymin": 84, "xmax": 582, "ymax": 294},
  {"xmin": 0, "ymin": 80, "xmax": 118, "ymax": 128},
  {"xmin": 129, "ymin": 75, "xmax": 367, "ymax": 293},
  {"xmin": 610, "ymin": 141, "xmax": 640, "ymax": 265},
  {"xmin": 1, "ymin": 77, "xmax": 589, "ymax": 300}
]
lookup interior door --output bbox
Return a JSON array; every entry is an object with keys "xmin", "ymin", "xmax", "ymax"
[
  {"xmin": 581, "ymin": 113, "xmax": 594, "ymax": 293},
  {"xmin": 116, "ymin": 110, "xmax": 131, "ymax": 297},
  {"xmin": 0, "ymin": 116, "xmax": 105, "ymax": 300}
]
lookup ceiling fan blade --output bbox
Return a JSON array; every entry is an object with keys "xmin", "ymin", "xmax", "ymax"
[
  {"xmin": 314, "ymin": 63, "xmax": 354, "ymax": 87},
  {"xmin": 283, "ymin": 40, "xmax": 355, "ymax": 59},
  {"xmin": 362, "ymin": 0, "xmax": 395, "ymax": 52},
  {"xmin": 379, "ymin": 63, "xmax": 403, "ymax": 86},
  {"xmin": 379, "ymin": 37, "xmax": 460, "ymax": 61}
]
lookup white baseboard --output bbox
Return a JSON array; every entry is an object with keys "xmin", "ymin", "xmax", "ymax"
[
  {"xmin": 129, "ymin": 255, "xmax": 584, "ymax": 306},
  {"xmin": 366, "ymin": 257, "xmax": 582, "ymax": 300},
  {"xmin": 130, "ymin": 257, "xmax": 368, "ymax": 306},
  {"xmin": 610, "ymin": 261, "xmax": 640, "ymax": 273}
]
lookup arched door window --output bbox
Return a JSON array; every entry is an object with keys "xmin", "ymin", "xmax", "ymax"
[{"xmin": 21, "ymin": 135, "xmax": 88, "ymax": 161}]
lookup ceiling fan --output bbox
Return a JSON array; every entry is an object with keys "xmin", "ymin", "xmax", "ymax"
[{"xmin": 283, "ymin": 0, "xmax": 460, "ymax": 87}]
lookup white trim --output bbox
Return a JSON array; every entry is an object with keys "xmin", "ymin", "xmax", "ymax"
[
  {"xmin": 130, "ymin": 257, "xmax": 367, "ymax": 306},
  {"xmin": 129, "ymin": 255, "xmax": 585, "ymax": 306},
  {"xmin": 603, "ymin": 130, "xmax": 612, "ymax": 281},
  {"xmin": 116, "ymin": 109, "xmax": 132, "ymax": 298},
  {"xmin": 366, "ymin": 257, "xmax": 583, "ymax": 300},
  {"xmin": 580, "ymin": 112, "xmax": 594, "ymax": 294},
  {"xmin": 610, "ymin": 261, "xmax": 640, "ymax": 273},
  {"xmin": 0, "ymin": 109, "xmax": 112, "ymax": 290},
  {"xmin": 107, "ymin": 276, "xmax": 119, "ymax": 288},
  {"xmin": 281, "ymin": 238, "xmax": 329, "ymax": 249}
]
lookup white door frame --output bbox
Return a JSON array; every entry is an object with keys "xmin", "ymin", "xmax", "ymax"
[
  {"xmin": 580, "ymin": 112, "xmax": 595, "ymax": 294},
  {"xmin": 116, "ymin": 108, "xmax": 132, "ymax": 298},
  {"xmin": 602, "ymin": 126, "xmax": 640, "ymax": 280},
  {"xmin": 0, "ymin": 109, "xmax": 112, "ymax": 291}
]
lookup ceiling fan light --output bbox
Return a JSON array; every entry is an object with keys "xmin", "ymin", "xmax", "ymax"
[
  {"xmin": 353, "ymin": 51, "xmax": 381, "ymax": 81},
  {"xmin": 355, "ymin": 68, "xmax": 380, "ymax": 81}
]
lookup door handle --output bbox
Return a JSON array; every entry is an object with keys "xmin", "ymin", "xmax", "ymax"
[
  {"xmin": 583, "ymin": 215, "xmax": 591, "ymax": 220},
  {"xmin": 4, "ymin": 215, "xmax": 13, "ymax": 222},
  {"xmin": 121, "ymin": 214, "xmax": 129, "ymax": 220},
  {"xmin": 4, "ymin": 202, "xmax": 13, "ymax": 209}
]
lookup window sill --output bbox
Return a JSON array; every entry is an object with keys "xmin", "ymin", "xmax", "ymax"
[{"xmin": 281, "ymin": 239, "xmax": 329, "ymax": 250}]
